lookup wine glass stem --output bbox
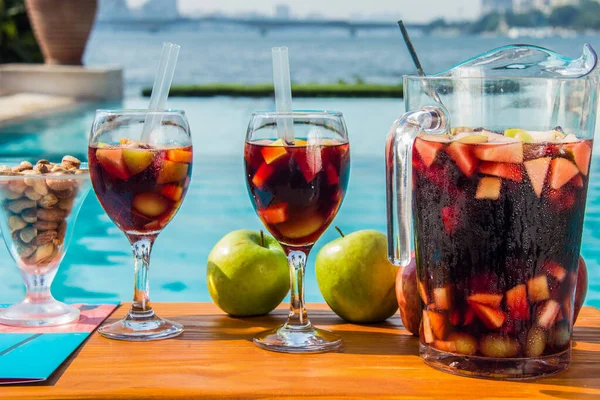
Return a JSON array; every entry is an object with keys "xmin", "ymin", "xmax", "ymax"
[
  {"xmin": 131, "ymin": 237, "xmax": 154, "ymax": 316},
  {"xmin": 20, "ymin": 269, "xmax": 57, "ymax": 303},
  {"xmin": 285, "ymin": 249, "xmax": 310, "ymax": 329}
]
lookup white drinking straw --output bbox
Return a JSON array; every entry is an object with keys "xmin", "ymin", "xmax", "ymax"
[
  {"xmin": 272, "ymin": 47, "xmax": 295, "ymax": 143},
  {"xmin": 141, "ymin": 42, "xmax": 181, "ymax": 142}
]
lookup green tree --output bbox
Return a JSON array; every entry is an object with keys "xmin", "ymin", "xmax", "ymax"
[
  {"xmin": 548, "ymin": 5, "xmax": 580, "ymax": 27},
  {"xmin": 0, "ymin": 0, "xmax": 42, "ymax": 63},
  {"xmin": 470, "ymin": 12, "xmax": 501, "ymax": 33}
]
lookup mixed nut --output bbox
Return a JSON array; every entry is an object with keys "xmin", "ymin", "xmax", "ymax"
[{"xmin": 0, "ymin": 156, "xmax": 87, "ymax": 268}]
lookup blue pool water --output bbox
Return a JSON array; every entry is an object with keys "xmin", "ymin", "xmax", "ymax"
[{"xmin": 0, "ymin": 97, "xmax": 599, "ymax": 308}]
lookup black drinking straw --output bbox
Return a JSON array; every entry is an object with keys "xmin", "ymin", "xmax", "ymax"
[{"xmin": 397, "ymin": 20, "xmax": 425, "ymax": 76}]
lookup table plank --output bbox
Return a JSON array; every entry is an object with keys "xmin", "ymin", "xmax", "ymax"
[{"xmin": 4, "ymin": 303, "xmax": 600, "ymax": 399}]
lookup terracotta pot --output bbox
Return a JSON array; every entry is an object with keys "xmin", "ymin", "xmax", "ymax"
[{"xmin": 25, "ymin": 0, "xmax": 97, "ymax": 65}]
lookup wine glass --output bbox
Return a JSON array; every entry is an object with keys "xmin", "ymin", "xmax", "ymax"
[
  {"xmin": 89, "ymin": 110, "xmax": 192, "ymax": 341},
  {"xmin": 244, "ymin": 111, "xmax": 350, "ymax": 353},
  {"xmin": 0, "ymin": 160, "xmax": 90, "ymax": 326}
]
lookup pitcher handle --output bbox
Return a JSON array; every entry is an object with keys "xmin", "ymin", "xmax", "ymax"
[{"xmin": 385, "ymin": 106, "xmax": 447, "ymax": 267}]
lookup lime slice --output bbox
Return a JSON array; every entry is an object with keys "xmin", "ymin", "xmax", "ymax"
[{"xmin": 505, "ymin": 128, "xmax": 526, "ymax": 138}]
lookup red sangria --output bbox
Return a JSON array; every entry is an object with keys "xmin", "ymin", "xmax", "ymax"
[
  {"xmin": 244, "ymin": 139, "xmax": 350, "ymax": 246},
  {"xmin": 89, "ymin": 141, "xmax": 192, "ymax": 235},
  {"xmin": 412, "ymin": 128, "xmax": 591, "ymax": 377}
]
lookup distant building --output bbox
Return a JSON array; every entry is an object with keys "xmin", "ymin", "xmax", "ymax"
[
  {"xmin": 513, "ymin": 0, "xmax": 577, "ymax": 13},
  {"xmin": 97, "ymin": 0, "xmax": 132, "ymax": 21},
  {"xmin": 274, "ymin": 4, "xmax": 291, "ymax": 19}
]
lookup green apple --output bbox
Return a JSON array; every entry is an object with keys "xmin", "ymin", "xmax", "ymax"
[
  {"xmin": 207, "ymin": 230, "xmax": 289, "ymax": 316},
  {"xmin": 316, "ymin": 229, "xmax": 398, "ymax": 323}
]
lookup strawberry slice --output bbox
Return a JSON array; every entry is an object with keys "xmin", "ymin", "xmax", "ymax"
[
  {"xmin": 258, "ymin": 203, "xmax": 288, "ymax": 224},
  {"xmin": 524, "ymin": 157, "xmax": 551, "ymax": 197},
  {"xmin": 506, "ymin": 284, "xmax": 530, "ymax": 321},
  {"xmin": 536, "ymin": 299, "xmax": 560, "ymax": 329},
  {"xmin": 473, "ymin": 142, "xmax": 523, "ymax": 163},
  {"xmin": 570, "ymin": 174, "xmax": 584, "ymax": 188},
  {"xmin": 467, "ymin": 293, "xmax": 503, "ymax": 308},
  {"xmin": 441, "ymin": 205, "xmax": 459, "ymax": 234},
  {"xmin": 166, "ymin": 148, "xmax": 193, "ymax": 164},
  {"xmin": 446, "ymin": 142, "xmax": 478, "ymax": 177},
  {"xmin": 261, "ymin": 139, "xmax": 288, "ymax": 164},
  {"xmin": 565, "ymin": 141, "xmax": 592, "ymax": 176},
  {"xmin": 252, "ymin": 163, "xmax": 275, "ymax": 188},
  {"xmin": 549, "ymin": 158, "xmax": 579, "ymax": 190},
  {"xmin": 161, "ymin": 184, "xmax": 183, "ymax": 201},
  {"xmin": 479, "ymin": 162, "xmax": 523, "ymax": 182},
  {"xmin": 426, "ymin": 310, "xmax": 450, "ymax": 340},
  {"xmin": 422, "ymin": 310, "xmax": 435, "ymax": 343},
  {"xmin": 414, "ymin": 138, "xmax": 444, "ymax": 167},
  {"xmin": 475, "ymin": 177, "xmax": 501, "ymax": 200},
  {"xmin": 325, "ymin": 163, "xmax": 339, "ymax": 185},
  {"xmin": 527, "ymin": 275, "xmax": 550, "ymax": 302},
  {"xmin": 470, "ymin": 302, "xmax": 506, "ymax": 329}
]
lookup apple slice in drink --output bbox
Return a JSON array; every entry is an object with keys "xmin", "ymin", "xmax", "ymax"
[
  {"xmin": 479, "ymin": 162, "xmax": 522, "ymax": 182},
  {"xmin": 157, "ymin": 160, "xmax": 189, "ymax": 184},
  {"xmin": 506, "ymin": 284, "xmax": 530, "ymax": 320},
  {"xmin": 133, "ymin": 192, "xmax": 169, "ymax": 217},
  {"xmin": 467, "ymin": 293, "xmax": 503, "ymax": 308},
  {"xmin": 549, "ymin": 158, "xmax": 579, "ymax": 190},
  {"xmin": 524, "ymin": 157, "xmax": 551, "ymax": 198},
  {"xmin": 536, "ymin": 299, "xmax": 560, "ymax": 329},
  {"xmin": 276, "ymin": 211, "xmax": 324, "ymax": 239},
  {"xmin": 96, "ymin": 148, "xmax": 131, "ymax": 181},
  {"xmin": 433, "ymin": 285, "xmax": 452, "ymax": 310},
  {"xmin": 261, "ymin": 139, "xmax": 288, "ymax": 164},
  {"xmin": 433, "ymin": 340, "xmax": 457, "ymax": 353},
  {"xmin": 426, "ymin": 310, "xmax": 450, "ymax": 339},
  {"xmin": 252, "ymin": 162, "xmax": 275, "ymax": 189},
  {"xmin": 570, "ymin": 174, "xmax": 584, "ymax": 188},
  {"xmin": 543, "ymin": 260, "xmax": 567, "ymax": 283},
  {"xmin": 166, "ymin": 148, "xmax": 193, "ymax": 164},
  {"xmin": 475, "ymin": 177, "xmax": 501, "ymax": 200},
  {"xmin": 422, "ymin": 310, "xmax": 435, "ymax": 343},
  {"xmin": 473, "ymin": 142, "xmax": 523, "ymax": 163},
  {"xmin": 161, "ymin": 184, "xmax": 183, "ymax": 201},
  {"xmin": 527, "ymin": 275, "xmax": 550, "ymax": 302},
  {"xmin": 258, "ymin": 203, "xmax": 289, "ymax": 224},
  {"xmin": 122, "ymin": 148, "xmax": 154, "ymax": 175},
  {"xmin": 565, "ymin": 141, "xmax": 592, "ymax": 176},
  {"xmin": 446, "ymin": 142, "xmax": 478, "ymax": 177},
  {"xmin": 470, "ymin": 302, "xmax": 506, "ymax": 329}
]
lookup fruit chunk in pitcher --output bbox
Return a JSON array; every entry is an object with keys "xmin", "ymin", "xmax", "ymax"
[
  {"xmin": 244, "ymin": 139, "xmax": 350, "ymax": 246},
  {"xmin": 413, "ymin": 128, "xmax": 591, "ymax": 359},
  {"xmin": 88, "ymin": 141, "xmax": 192, "ymax": 234}
]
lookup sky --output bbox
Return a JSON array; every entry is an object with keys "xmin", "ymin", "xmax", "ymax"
[{"xmin": 127, "ymin": 0, "xmax": 482, "ymax": 23}]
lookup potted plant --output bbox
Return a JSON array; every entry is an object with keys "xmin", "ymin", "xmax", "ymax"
[{"xmin": 25, "ymin": 0, "xmax": 97, "ymax": 65}]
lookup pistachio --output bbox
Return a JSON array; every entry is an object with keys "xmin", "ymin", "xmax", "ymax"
[
  {"xmin": 21, "ymin": 208, "xmax": 37, "ymax": 223},
  {"xmin": 38, "ymin": 193, "xmax": 58, "ymax": 209},
  {"xmin": 8, "ymin": 198, "xmax": 36, "ymax": 213},
  {"xmin": 50, "ymin": 165, "xmax": 66, "ymax": 173},
  {"xmin": 8, "ymin": 215, "xmax": 27, "ymax": 232},
  {"xmin": 12, "ymin": 161, "xmax": 33, "ymax": 173},
  {"xmin": 22, "ymin": 169, "xmax": 41, "ymax": 186},
  {"xmin": 0, "ymin": 165, "xmax": 11, "ymax": 173},
  {"xmin": 61, "ymin": 156, "xmax": 81, "ymax": 170},
  {"xmin": 24, "ymin": 187, "xmax": 42, "ymax": 201},
  {"xmin": 34, "ymin": 230, "xmax": 57, "ymax": 245},
  {"xmin": 19, "ymin": 226, "xmax": 37, "ymax": 244},
  {"xmin": 45, "ymin": 175, "xmax": 72, "ymax": 191},
  {"xmin": 32, "ymin": 179, "xmax": 48, "ymax": 196},
  {"xmin": 34, "ymin": 163, "xmax": 50, "ymax": 174},
  {"xmin": 35, "ymin": 220, "xmax": 58, "ymax": 230},
  {"xmin": 37, "ymin": 208, "xmax": 65, "ymax": 222}
]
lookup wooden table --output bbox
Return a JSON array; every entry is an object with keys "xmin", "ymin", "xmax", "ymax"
[{"xmin": 4, "ymin": 303, "xmax": 600, "ymax": 399}]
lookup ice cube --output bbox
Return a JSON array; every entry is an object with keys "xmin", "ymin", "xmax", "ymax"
[{"xmin": 435, "ymin": 44, "xmax": 597, "ymax": 79}]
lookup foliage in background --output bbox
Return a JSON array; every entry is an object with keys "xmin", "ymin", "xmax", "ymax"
[
  {"xmin": 142, "ymin": 83, "xmax": 404, "ymax": 98},
  {"xmin": 427, "ymin": 1, "xmax": 600, "ymax": 33},
  {"xmin": 0, "ymin": 0, "xmax": 42, "ymax": 63}
]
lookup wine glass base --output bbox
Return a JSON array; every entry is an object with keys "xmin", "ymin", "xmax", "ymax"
[
  {"xmin": 0, "ymin": 299, "xmax": 80, "ymax": 327},
  {"xmin": 99, "ymin": 313, "xmax": 183, "ymax": 341},
  {"xmin": 253, "ymin": 325, "xmax": 342, "ymax": 353}
]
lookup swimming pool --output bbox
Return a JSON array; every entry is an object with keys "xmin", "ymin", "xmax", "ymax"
[{"xmin": 0, "ymin": 97, "xmax": 598, "ymax": 308}]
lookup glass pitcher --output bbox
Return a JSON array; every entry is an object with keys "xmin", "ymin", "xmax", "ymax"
[{"xmin": 386, "ymin": 45, "xmax": 599, "ymax": 379}]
